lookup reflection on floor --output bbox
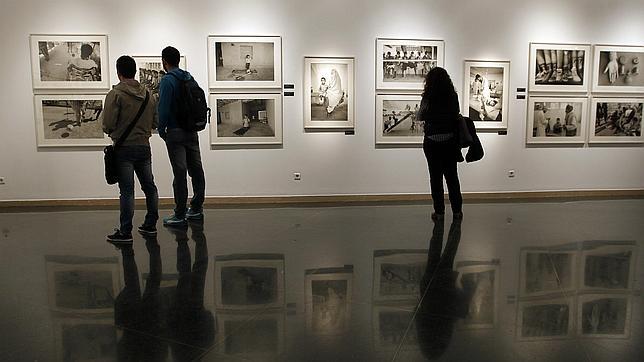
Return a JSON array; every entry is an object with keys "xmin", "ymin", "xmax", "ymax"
[{"xmin": 0, "ymin": 199, "xmax": 642, "ymax": 361}]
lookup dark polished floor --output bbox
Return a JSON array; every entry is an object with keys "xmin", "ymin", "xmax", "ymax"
[{"xmin": 0, "ymin": 199, "xmax": 642, "ymax": 361}]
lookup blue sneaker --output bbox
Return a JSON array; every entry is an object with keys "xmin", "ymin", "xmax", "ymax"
[
  {"xmin": 163, "ymin": 214, "xmax": 187, "ymax": 226},
  {"xmin": 186, "ymin": 208, "xmax": 204, "ymax": 220}
]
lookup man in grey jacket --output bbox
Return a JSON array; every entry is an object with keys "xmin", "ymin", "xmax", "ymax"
[{"xmin": 103, "ymin": 56, "xmax": 159, "ymax": 242}]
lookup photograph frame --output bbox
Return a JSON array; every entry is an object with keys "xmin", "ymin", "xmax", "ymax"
[
  {"xmin": 519, "ymin": 247, "xmax": 578, "ymax": 299},
  {"xmin": 372, "ymin": 249, "xmax": 427, "ymax": 303},
  {"xmin": 207, "ymin": 35, "xmax": 282, "ymax": 90},
  {"xmin": 52, "ymin": 317, "xmax": 120, "ymax": 362},
  {"xmin": 579, "ymin": 241, "xmax": 637, "ymax": 292},
  {"xmin": 214, "ymin": 254, "xmax": 285, "ymax": 311},
  {"xmin": 589, "ymin": 97, "xmax": 644, "ymax": 144},
  {"xmin": 528, "ymin": 43, "xmax": 591, "ymax": 93},
  {"xmin": 209, "ymin": 93, "xmax": 283, "ymax": 146},
  {"xmin": 303, "ymin": 56, "xmax": 355, "ymax": 130},
  {"xmin": 375, "ymin": 94, "xmax": 423, "ymax": 145},
  {"xmin": 525, "ymin": 96, "xmax": 589, "ymax": 144},
  {"xmin": 304, "ymin": 266, "xmax": 354, "ymax": 336},
  {"xmin": 577, "ymin": 294, "xmax": 632, "ymax": 339},
  {"xmin": 372, "ymin": 305, "xmax": 418, "ymax": 352},
  {"xmin": 463, "ymin": 60, "xmax": 510, "ymax": 131},
  {"xmin": 34, "ymin": 94, "xmax": 110, "ymax": 148},
  {"xmin": 516, "ymin": 297, "xmax": 575, "ymax": 341},
  {"xmin": 376, "ymin": 38, "xmax": 445, "ymax": 91},
  {"xmin": 30, "ymin": 34, "xmax": 110, "ymax": 90},
  {"xmin": 215, "ymin": 311, "xmax": 285, "ymax": 358},
  {"xmin": 592, "ymin": 45, "xmax": 644, "ymax": 94},
  {"xmin": 455, "ymin": 261, "xmax": 500, "ymax": 330}
]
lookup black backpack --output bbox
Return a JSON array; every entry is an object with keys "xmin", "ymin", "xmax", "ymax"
[{"xmin": 168, "ymin": 72, "xmax": 210, "ymax": 132}]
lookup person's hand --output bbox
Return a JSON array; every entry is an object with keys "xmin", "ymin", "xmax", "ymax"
[{"xmin": 604, "ymin": 59, "xmax": 619, "ymax": 83}]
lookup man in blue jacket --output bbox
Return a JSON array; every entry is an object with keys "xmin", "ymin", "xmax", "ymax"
[{"xmin": 158, "ymin": 46, "xmax": 206, "ymax": 225}]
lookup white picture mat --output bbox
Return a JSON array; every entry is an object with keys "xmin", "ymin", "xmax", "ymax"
[
  {"xmin": 516, "ymin": 297, "xmax": 575, "ymax": 341},
  {"xmin": 455, "ymin": 263, "xmax": 499, "ymax": 329},
  {"xmin": 525, "ymin": 96, "xmax": 589, "ymax": 145},
  {"xmin": 577, "ymin": 294, "xmax": 632, "ymax": 339},
  {"xmin": 304, "ymin": 271, "xmax": 353, "ymax": 335},
  {"xmin": 463, "ymin": 60, "xmax": 510, "ymax": 130},
  {"xmin": 519, "ymin": 249, "xmax": 578, "ymax": 298},
  {"xmin": 216, "ymin": 312, "xmax": 285, "ymax": 357},
  {"xmin": 303, "ymin": 57, "xmax": 355, "ymax": 130},
  {"xmin": 528, "ymin": 43, "xmax": 591, "ymax": 93},
  {"xmin": 30, "ymin": 34, "xmax": 110, "ymax": 90},
  {"xmin": 209, "ymin": 93, "xmax": 283, "ymax": 145},
  {"xmin": 589, "ymin": 97, "xmax": 644, "ymax": 144},
  {"xmin": 372, "ymin": 251, "xmax": 426, "ymax": 302},
  {"xmin": 592, "ymin": 45, "xmax": 644, "ymax": 94},
  {"xmin": 214, "ymin": 258, "xmax": 285, "ymax": 310},
  {"xmin": 375, "ymin": 94, "xmax": 423, "ymax": 145},
  {"xmin": 207, "ymin": 35, "xmax": 282, "ymax": 89},
  {"xmin": 579, "ymin": 244, "xmax": 637, "ymax": 292},
  {"xmin": 376, "ymin": 38, "xmax": 445, "ymax": 91}
]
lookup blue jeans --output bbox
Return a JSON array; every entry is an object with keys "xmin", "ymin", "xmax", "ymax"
[
  {"xmin": 116, "ymin": 145, "xmax": 159, "ymax": 233},
  {"xmin": 165, "ymin": 128, "xmax": 206, "ymax": 218}
]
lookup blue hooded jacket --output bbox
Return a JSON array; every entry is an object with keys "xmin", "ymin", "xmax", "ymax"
[{"xmin": 158, "ymin": 67, "xmax": 193, "ymax": 138}]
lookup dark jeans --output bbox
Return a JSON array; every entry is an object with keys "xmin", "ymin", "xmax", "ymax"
[
  {"xmin": 423, "ymin": 138, "xmax": 463, "ymax": 214},
  {"xmin": 116, "ymin": 145, "xmax": 159, "ymax": 234},
  {"xmin": 165, "ymin": 128, "xmax": 206, "ymax": 218}
]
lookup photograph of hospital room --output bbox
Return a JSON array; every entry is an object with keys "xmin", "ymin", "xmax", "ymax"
[{"xmin": 468, "ymin": 67, "xmax": 504, "ymax": 122}]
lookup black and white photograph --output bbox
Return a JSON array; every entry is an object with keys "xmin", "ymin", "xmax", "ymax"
[
  {"xmin": 590, "ymin": 98, "xmax": 643, "ymax": 143},
  {"xmin": 517, "ymin": 299, "xmax": 574, "ymax": 341},
  {"xmin": 529, "ymin": 43, "xmax": 591, "ymax": 93},
  {"xmin": 373, "ymin": 250, "xmax": 427, "ymax": 302},
  {"xmin": 34, "ymin": 94, "xmax": 108, "ymax": 147},
  {"xmin": 214, "ymin": 254, "xmax": 285, "ymax": 310},
  {"xmin": 216, "ymin": 312, "xmax": 284, "ymax": 358},
  {"xmin": 30, "ymin": 34, "xmax": 109, "ymax": 89},
  {"xmin": 580, "ymin": 241, "xmax": 637, "ymax": 291},
  {"xmin": 45, "ymin": 255, "xmax": 120, "ymax": 314},
  {"xmin": 375, "ymin": 94, "xmax": 423, "ymax": 145},
  {"xmin": 132, "ymin": 56, "xmax": 186, "ymax": 102},
  {"xmin": 578, "ymin": 295, "xmax": 631, "ymax": 338},
  {"xmin": 376, "ymin": 38, "xmax": 444, "ymax": 91},
  {"xmin": 304, "ymin": 57, "xmax": 355, "ymax": 130},
  {"xmin": 520, "ymin": 249, "xmax": 577, "ymax": 297},
  {"xmin": 464, "ymin": 61, "xmax": 510, "ymax": 130},
  {"xmin": 456, "ymin": 261, "xmax": 499, "ymax": 329},
  {"xmin": 372, "ymin": 306, "xmax": 418, "ymax": 352},
  {"xmin": 526, "ymin": 97, "xmax": 588, "ymax": 144},
  {"xmin": 305, "ymin": 266, "xmax": 353, "ymax": 335},
  {"xmin": 210, "ymin": 94, "xmax": 282, "ymax": 145},
  {"xmin": 53, "ymin": 318, "xmax": 118, "ymax": 362},
  {"xmin": 208, "ymin": 36, "xmax": 282, "ymax": 89},
  {"xmin": 592, "ymin": 45, "xmax": 644, "ymax": 93}
]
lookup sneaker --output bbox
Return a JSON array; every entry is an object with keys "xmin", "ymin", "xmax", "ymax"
[
  {"xmin": 107, "ymin": 229, "xmax": 133, "ymax": 242},
  {"xmin": 163, "ymin": 214, "xmax": 187, "ymax": 226},
  {"xmin": 186, "ymin": 208, "xmax": 204, "ymax": 220},
  {"xmin": 138, "ymin": 224, "xmax": 157, "ymax": 236}
]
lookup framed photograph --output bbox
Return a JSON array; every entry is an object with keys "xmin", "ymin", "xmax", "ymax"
[
  {"xmin": 589, "ymin": 98, "xmax": 643, "ymax": 144},
  {"xmin": 53, "ymin": 317, "xmax": 119, "ymax": 362},
  {"xmin": 528, "ymin": 43, "xmax": 591, "ymax": 93},
  {"xmin": 372, "ymin": 249, "xmax": 427, "ymax": 303},
  {"xmin": 209, "ymin": 93, "xmax": 283, "ymax": 145},
  {"xmin": 30, "ymin": 34, "xmax": 109, "ymax": 90},
  {"xmin": 517, "ymin": 298, "xmax": 574, "ymax": 341},
  {"xmin": 592, "ymin": 45, "xmax": 644, "ymax": 94},
  {"xmin": 216, "ymin": 312, "xmax": 284, "ymax": 358},
  {"xmin": 376, "ymin": 38, "xmax": 444, "ymax": 91},
  {"xmin": 463, "ymin": 60, "xmax": 510, "ymax": 130},
  {"xmin": 34, "ymin": 94, "xmax": 109, "ymax": 147},
  {"xmin": 132, "ymin": 56, "xmax": 186, "ymax": 101},
  {"xmin": 578, "ymin": 294, "xmax": 631, "ymax": 338},
  {"xmin": 372, "ymin": 305, "xmax": 418, "ymax": 352},
  {"xmin": 207, "ymin": 36, "xmax": 282, "ymax": 89},
  {"xmin": 579, "ymin": 241, "xmax": 637, "ymax": 292},
  {"xmin": 375, "ymin": 94, "xmax": 423, "ymax": 145},
  {"xmin": 214, "ymin": 254, "xmax": 285, "ymax": 310},
  {"xmin": 304, "ymin": 57, "xmax": 355, "ymax": 130},
  {"xmin": 526, "ymin": 96, "xmax": 588, "ymax": 144},
  {"xmin": 45, "ymin": 255, "xmax": 120, "ymax": 314},
  {"xmin": 456, "ymin": 261, "xmax": 499, "ymax": 329},
  {"xmin": 519, "ymin": 248, "xmax": 577, "ymax": 298},
  {"xmin": 304, "ymin": 266, "xmax": 353, "ymax": 335}
]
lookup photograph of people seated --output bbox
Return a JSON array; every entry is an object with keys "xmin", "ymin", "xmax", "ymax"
[
  {"xmin": 310, "ymin": 64, "xmax": 349, "ymax": 120},
  {"xmin": 381, "ymin": 45, "xmax": 438, "ymax": 83},
  {"xmin": 381, "ymin": 100, "xmax": 423, "ymax": 136},
  {"xmin": 534, "ymin": 48, "xmax": 584, "ymax": 85},
  {"xmin": 532, "ymin": 102, "xmax": 582, "ymax": 138},
  {"xmin": 594, "ymin": 102, "xmax": 643, "ymax": 137},
  {"xmin": 468, "ymin": 67, "xmax": 504, "ymax": 121},
  {"xmin": 216, "ymin": 99, "xmax": 276, "ymax": 137},
  {"xmin": 38, "ymin": 41, "xmax": 102, "ymax": 82}
]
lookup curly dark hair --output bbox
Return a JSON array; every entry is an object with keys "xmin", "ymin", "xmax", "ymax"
[{"xmin": 422, "ymin": 67, "xmax": 457, "ymax": 102}]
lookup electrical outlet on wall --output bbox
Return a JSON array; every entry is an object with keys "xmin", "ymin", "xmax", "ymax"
[
  {"xmin": 508, "ymin": 170, "xmax": 516, "ymax": 178},
  {"xmin": 293, "ymin": 172, "xmax": 301, "ymax": 181},
  {"xmin": 0, "ymin": 177, "xmax": 5, "ymax": 185}
]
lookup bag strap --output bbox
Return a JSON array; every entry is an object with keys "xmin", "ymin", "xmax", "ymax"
[{"xmin": 114, "ymin": 90, "xmax": 149, "ymax": 148}]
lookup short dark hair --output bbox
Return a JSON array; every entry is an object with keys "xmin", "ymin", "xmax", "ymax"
[
  {"xmin": 116, "ymin": 55, "xmax": 136, "ymax": 79},
  {"xmin": 162, "ymin": 46, "xmax": 181, "ymax": 67}
]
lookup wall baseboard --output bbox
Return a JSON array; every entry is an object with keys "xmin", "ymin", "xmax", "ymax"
[{"xmin": 1, "ymin": 189, "xmax": 643, "ymax": 211}]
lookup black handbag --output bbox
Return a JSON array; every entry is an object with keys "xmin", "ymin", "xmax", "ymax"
[{"xmin": 104, "ymin": 91, "xmax": 150, "ymax": 185}]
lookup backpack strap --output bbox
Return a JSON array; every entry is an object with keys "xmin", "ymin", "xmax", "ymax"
[{"xmin": 114, "ymin": 90, "xmax": 149, "ymax": 148}]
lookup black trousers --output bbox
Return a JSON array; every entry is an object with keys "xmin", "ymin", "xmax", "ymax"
[
  {"xmin": 165, "ymin": 128, "xmax": 206, "ymax": 218},
  {"xmin": 423, "ymin": 138, "xmax": 463, "ymax": 214}
]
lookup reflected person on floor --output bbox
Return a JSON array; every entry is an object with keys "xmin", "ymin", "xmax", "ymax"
[{"xmin": 415, "ymin": 218, "xmax": 469, "ymax": 360}]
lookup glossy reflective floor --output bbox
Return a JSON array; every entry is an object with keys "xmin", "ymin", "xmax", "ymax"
[{"xmin": 0, "ymin": 199, "xmax": 642, "ymax": 361}]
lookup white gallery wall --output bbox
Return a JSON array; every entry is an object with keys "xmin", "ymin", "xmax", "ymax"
[{"xmin": 1, "ymin": 0, "xmax": 643, "ymax": 201}]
